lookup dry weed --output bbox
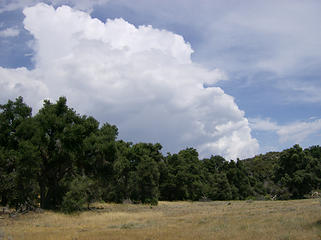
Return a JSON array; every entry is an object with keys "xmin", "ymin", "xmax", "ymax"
[{"xmin": 0, "ymin": 199, "xmax": 320, "ymax": 240}]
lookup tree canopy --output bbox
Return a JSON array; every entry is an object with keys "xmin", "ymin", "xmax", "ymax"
[{"xmin": 0, "ymin": 96, "xmax": 320, "ymax": 212}]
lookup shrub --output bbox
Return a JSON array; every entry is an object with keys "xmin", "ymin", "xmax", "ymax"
[
  {"xmin": 61, "ymin": 175, "xmax": 98, "ymax": 213},
  {"xmin": 61, "ymin": 190, "xmax": 86, "ymax": 214}
]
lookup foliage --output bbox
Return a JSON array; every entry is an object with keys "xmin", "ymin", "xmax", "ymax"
[
  {"xmin": 61, "ymin": 175, "xmax": 97, "ymax": 213},
  {"xmin": 1, "ymin": 96, "xmax": 321, "ymax": 213},
  {"xmin": 160, "ymin": 148, "xmax": 204, "ymax": 201}
]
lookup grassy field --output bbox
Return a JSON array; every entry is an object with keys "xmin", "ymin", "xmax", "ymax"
[{"xmin": 0, "ymin": 199, "xmax": 320, "ymax": 240}]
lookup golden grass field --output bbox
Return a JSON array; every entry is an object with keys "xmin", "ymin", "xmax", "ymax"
[{"xmin": 0, "ymin": 199, "xmax": 320, "ymax": 240}]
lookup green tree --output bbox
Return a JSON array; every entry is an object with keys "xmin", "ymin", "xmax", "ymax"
[
  {"xmin": 135, "ymin": 155, "xmax": 160, "ymax": 205},
  {"xmin": 304, "ymin": 146, "xmax": 321, "ymax": 191},
  {"xmin": 11, "ymin": 141, "xmax": 41, "ymax": 210},
  {"xmin": 0, "ymin": 147, "xmax": 16, "ymax": 206},
  {"xmin": 161, "ymin": 148, "xmax": 204, "ymax": 201},
  {"xmin": 226, "ymin": 160, "xmax": 253, "ymax": 200},
  {"xmin": 0, "ymin": 96, "xmax": 32, "ymax": 148},
  {"xmin": 242, "ymin": 152, "xmax": 280, "ymax": 198},
  {"xmin": 202, "ymin": 155, "xmax": 232, "ymax": 200},
  {"xmin": 209, "ymin": 173, "xmax": 232, "ymax": 200},
  {"xmin": 82, "ymin": 122, "xmax": 118, "ymax": 202},
  {"xmin": 126, "ymin": 143, "xmax": 163, "ymax": 204},
  {"xmin": 274, "ymin": 144, "xmax": 314, "ymax": 199},
  {"xmin": 34, "ymin": 97, "xmax": 99, "ymax": 209},
  {"xmin": 0, "ymin": 97, "xmax": 33, "ymax": 207}
]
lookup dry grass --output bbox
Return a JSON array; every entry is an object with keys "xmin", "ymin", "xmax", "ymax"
[{"xmin": 0, "ymin": 199, "xmax": 320, "ymax": 240}]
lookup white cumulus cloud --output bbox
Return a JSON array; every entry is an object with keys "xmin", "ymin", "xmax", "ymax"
[
  {"xmin": 277, "ymin": 120, "xmax": 321, "ymax": 144},
  {"xmin": 0, "ymin": 3, "xmax": 259, "ymax": 160},
  {"xmin": 250, "ymin": 118, "xmax": 279, "ymax": 132},
  {"xmin": 0, "ymin": 67, "xmax": 48, "ymax": 108},
  {"xmin": 250, "ymin": 117, "xmax": 321, "ymax": 145}
]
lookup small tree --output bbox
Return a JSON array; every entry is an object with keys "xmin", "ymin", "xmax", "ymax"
[{"xmin": 61, "ymin": 175, "xmax": 98, "ymax": 213}]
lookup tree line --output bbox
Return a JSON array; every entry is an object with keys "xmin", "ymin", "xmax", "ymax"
[{"xmin": 0, "ymin": 97, "xmax": 320, "ymax": 213}]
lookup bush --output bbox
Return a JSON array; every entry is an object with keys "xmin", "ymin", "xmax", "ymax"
[
  {"xmin": 61, "ymin": 175, "xmax": 98, "ymax": 213},
  {"xmin": 61, "ymin": 190, "xmax": 86, "ymax": 214}
]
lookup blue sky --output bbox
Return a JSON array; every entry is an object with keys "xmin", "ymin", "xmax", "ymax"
[{"xmin": 1, "ymin": 0, "xmax": 321, "ymax": 159}]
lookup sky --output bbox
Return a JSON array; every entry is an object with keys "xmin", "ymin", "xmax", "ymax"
[{"xmin": 0, "ymin": 0, "xmax": 321, "ymax": 160}]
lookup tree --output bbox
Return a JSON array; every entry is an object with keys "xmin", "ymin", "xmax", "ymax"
[
  {"xmin": 82, "ymin": 122, "xmax": 119, "ymax": 202},
  {"xmin": 111, "ymin": 153, "xmax": 131, "ymax": 202},
  {"xmin": 0, "ymin": 147, "xmax": 16, "ymax": 206},
  {"xmin": 2, "ymin": 96, "xmax": 321, "ymax": 212},
  {"xmin": 225, "ymin": 160, "xmax": 253, "ymax": 200},
  {"xmin": 275, "ymin": 145, "xmax": 313, "ymax": 198},
  {"xmin": 0, "ymin": 96, "xmax": 32, "ymax": 148},
  {"xmin": 305, "ymin": 146, "xmax": 321, "ymax": 191},
  {"xmin": 135, "ymin": 156, "xmax": 160, "ymax": 205},
  {"xmin": 202, "ymin": 155, "xmax": 232, "ymax": 200},
  {"xmin": 0, "ymin": 97, "xmax": 33, "ymax": 207},
  {"xmin": 209, "ymin": 173, "xmax": 232, "ymax": 200},
  {"xmin": 161, "ymin": 148, "xmax": 204, "ymax": 201},
  {"xmin": 10, "ymin": 141, "xmax": 40, "ymax": 210},
  {"xmin": 126, "ymin": 143, "xmax": 163, "ymax": 204},
  {"xmin": 34, "ymin": 97, "xmax": 99, "ymax": 209}
]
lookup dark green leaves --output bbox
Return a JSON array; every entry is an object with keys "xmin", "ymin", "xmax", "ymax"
[{"xmin": 1, "ymin": 96, "xmax": 321, "ymax": 213}]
